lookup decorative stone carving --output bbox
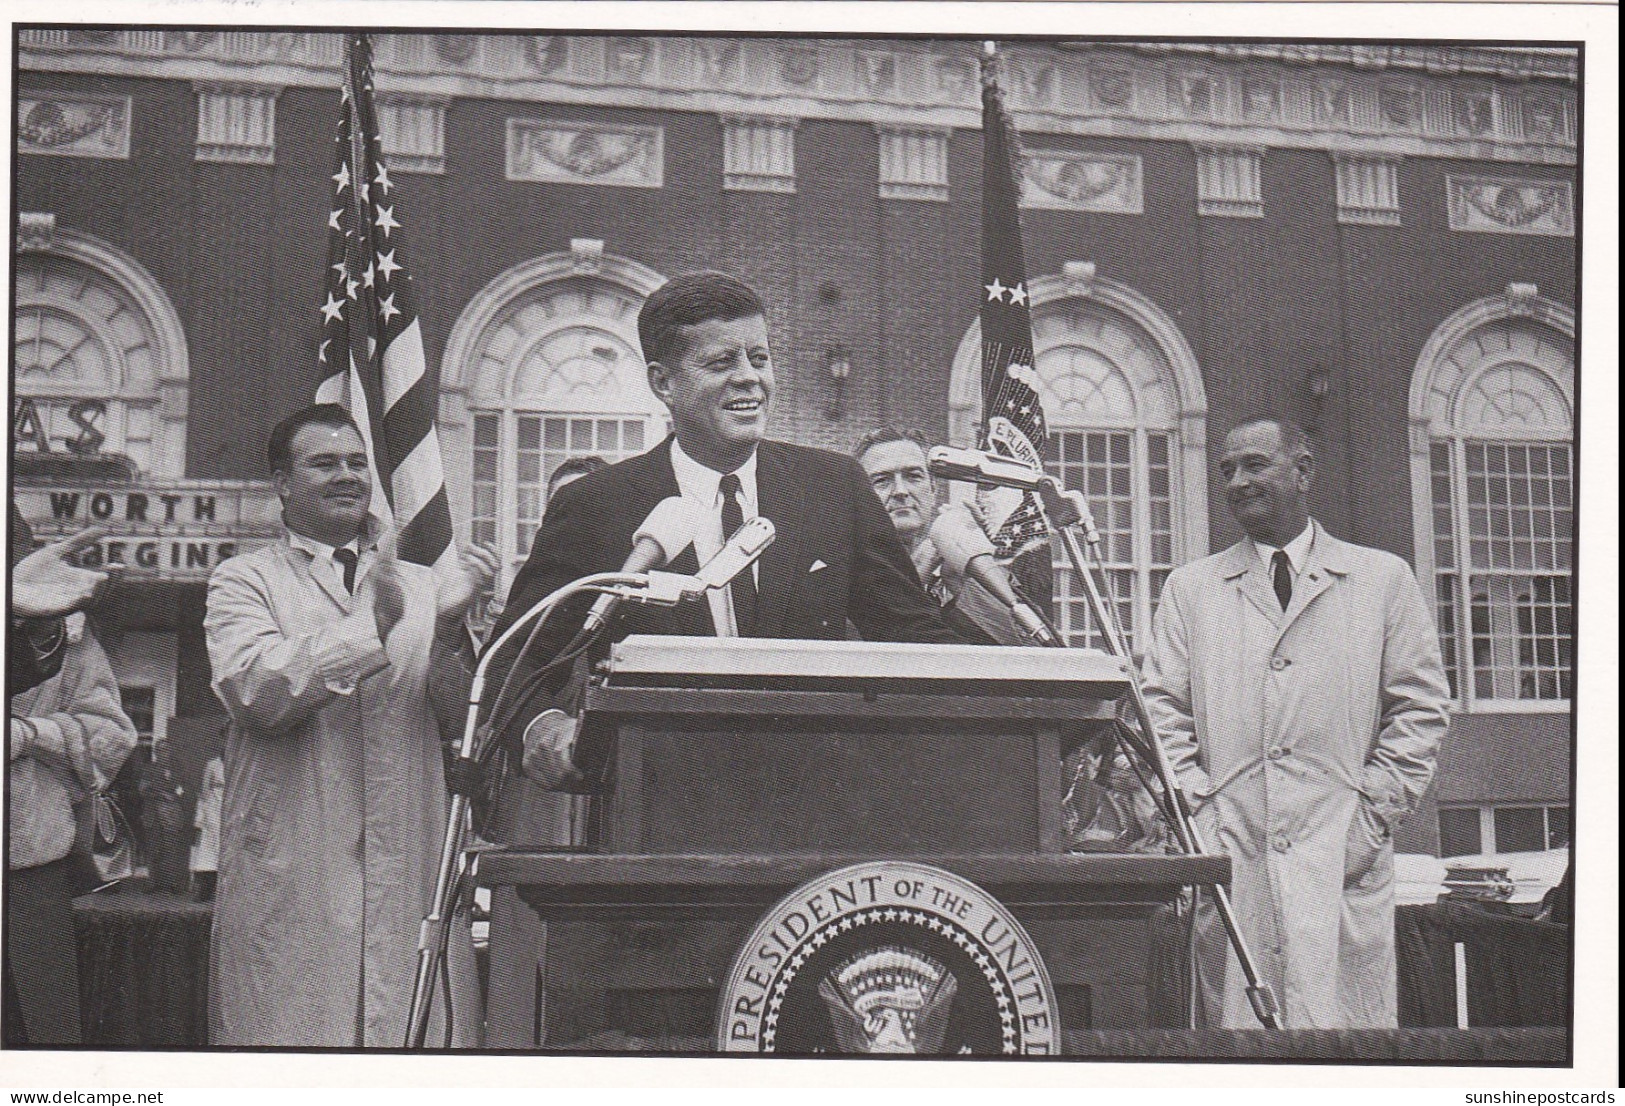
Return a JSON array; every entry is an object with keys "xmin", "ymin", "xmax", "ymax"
[
  {"xmin": 1194, "ymin": 145, "xmax": 1264, "ymax": 218},
  {"xmin": 194, "ymin": 85, "xmax": 278, "ymax": 164},
  {"xmin": 1022, "ymin": 151, "xmax": 1143, "ymax": 213},
  {"xmin": 16, "ymin": 35, "xmax": 1579, "ymax": 165},
  {"xmin": 570, "ymin": 237, "xmax": 605, "ymax": 275},
  {"xmin": 1243, "ymin": 77, "xmax": 1280, "ymax": 121},
  {"xmin": 1334, "ymin": 155, "xmax": 1401, "ymax": 225},
  {"xmin": 1014, "ymin": 58, "xmax": 1057, "ymax": 107},
  {"xmin": 379, "ymin": 96, "xmax": 446, "ymax": 174},
  {"xmin": 781, "ymin": 45, "xmax": 819, "ymax": 88},
  {"xmin": 265, "ymin": 32, "xmax": 304, "ymax": 60},
  {"xmin": 1062, "ymin": 261, "xmax": 1098, "ymax": 298},
  {"xmin": 1447, "ymin": 175, "xmax": 1573, "ymax": 236},
  {"xmin": 16, "ymin": 94, "xmax": 131, "ymax": 159},
  {"xmin": 1455, "ymin": 90, "xmax": 1496, "ymax": 136},
  {"xmin": 524, "ymin": 35, "xmax": 568, "ymax": 75},
  {"xmin": 876, "ymin": 126, "xmax": 948, "ymax": 202},
  {"xmin": 17, "ymin": 212, "xmax": 56, "ymax": 252},
  {"xmin": 1504, "ymin": 282, "xmax": 1539, "ymax": 315},
  {"xmin": 167, "ymin": 30, "xmax": 218, "ymax": 52},
  {"xmin": 697, "ymin": 39, "xmax": 740, "ymax": 85},
  {"xmin": 1316, "ymin": 81, "xmax": 1352, "ymax": 127},
  {"xmin": 1174, "ymin": 72, "xmax": 1215, "ymax": 117},
  {"xmin": 934, "ymin": 56, "xmax": 974, "ymax": 100},
  {"xmin": 1521, "ymin": 94, "xmax": 1568, "ymax": 142},
  {"xmin": 860, "ymin": 52, "xmax": 897, "ymax": 97},
  {"xmin": 723, "ymin": 116, "xmax": 796, "ymax": 193},
  {"xmin": 435, "ymin": 35, "xmax": 478, "ymax": 66},
  {"xmin": 1379, "ymin": 83, "xmax": 1418, "ymax": 128},
  {"xmin": 506, "ymin": 119, "xmax": 664, "ymax": 188},
  {"xmin": 607, "ymin": 37, "xmax": 652, "ymax": 83},
  {"xmin": 1089, "ymin": 67, "xmax": 1134, "ymax": 110}
]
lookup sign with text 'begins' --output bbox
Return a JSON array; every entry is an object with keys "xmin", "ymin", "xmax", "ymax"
[{"xmin": 14, "ymin": 481, "xmax": 281, "ymax": 581}]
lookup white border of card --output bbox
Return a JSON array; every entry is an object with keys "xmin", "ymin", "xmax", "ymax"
[{"xmin": 2, "ymin": 0, "xmax": 1616, "ymax": 1094}]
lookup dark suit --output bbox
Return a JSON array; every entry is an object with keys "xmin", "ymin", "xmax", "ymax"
[{"xmin": 486, "ymin": 437, "xmax": 969, "ymax": 723}]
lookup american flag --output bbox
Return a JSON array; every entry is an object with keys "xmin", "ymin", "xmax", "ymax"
[
  {"xmin": 315, "ymin": 33, "xmax": 453, "ymax": 568},
  {"xmin": 977, "ymin": 43, "xmax": 1050, "ymax": 561}
]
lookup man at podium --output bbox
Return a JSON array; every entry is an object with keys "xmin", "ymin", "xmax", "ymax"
[{"xmin": 489, "ymin": 270, "xmax": 980, "ymax": 789}]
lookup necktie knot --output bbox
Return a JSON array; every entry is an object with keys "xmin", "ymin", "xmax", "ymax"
[
  {"xmin": 1271, "ymin": 549, "xmax": 1292, "ymax": 611},
  {"xmin": 333, "ymin": 547, "xmax": 359, "ymax": 594}
]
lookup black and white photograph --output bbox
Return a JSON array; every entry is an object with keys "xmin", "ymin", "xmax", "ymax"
[{"xmin": 2, "ymin": 0, "xmax": 1614, "ymax": 1090}]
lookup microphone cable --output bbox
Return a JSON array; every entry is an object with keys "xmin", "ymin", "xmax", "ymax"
[{"xmin": 1007, "ymin": 574, "xmax": 1064, "ymax": 646}]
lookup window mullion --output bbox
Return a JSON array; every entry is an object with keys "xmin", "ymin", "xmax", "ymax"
[
  {"xmin": 501, "ymin": 411, "xmax": 517, "ymax": 594},
  {"xmin": 1452, "ymin": 434, "xmax": 1474, "ymax": 708}
]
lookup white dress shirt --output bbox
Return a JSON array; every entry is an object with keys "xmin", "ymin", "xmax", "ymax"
[
  {"xmin": 1249, "ymin": 517, "xmax": 1318, "ymax": 581},
  {"xmin": 669, "ymin": 439, "xmax": 759, "ymax": 637},
  {"xmin": 286, "ymin": 528, "xmax": 373, "ymax": 597}
]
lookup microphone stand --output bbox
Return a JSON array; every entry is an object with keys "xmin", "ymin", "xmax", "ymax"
[
  {"xmin": 404, "ymin": 570, "xmax": 655, "ymax": 1049},
  {"xmin": 1031, "ymin": 479, "xmax": 1283, "ymax": 1031}
]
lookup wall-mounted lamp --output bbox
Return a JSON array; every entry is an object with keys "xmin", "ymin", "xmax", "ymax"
[
  {"xmin": 1303, "ymin": 365, "xmax": 1332, "ymax": 432},
  {"xmin": 825, "ymin": 346, "xmax": 852, "ymax": 419}
]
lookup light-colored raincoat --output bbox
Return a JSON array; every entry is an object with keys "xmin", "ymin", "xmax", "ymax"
[
  {"xmin": 205, "ymin": 537, "xmax": 477, "ymax": 1047},
  {"xmin": 1142, "ymin": 523, "xmax": 1449, "ymax": 1028}
]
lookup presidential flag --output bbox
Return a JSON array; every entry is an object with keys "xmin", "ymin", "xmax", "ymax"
[
  {"xmin": 315, "ymin": 33, "xmax": 453, "ymax": 568},
  {"xmin": 977, "ymin": 43, "xmax": 1050, "ymax": 561}
]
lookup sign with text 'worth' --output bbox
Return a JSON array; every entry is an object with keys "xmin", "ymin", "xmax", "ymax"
[{"xmin": 14, "ymin": 480, "xmax": 281, "ymax": 581}]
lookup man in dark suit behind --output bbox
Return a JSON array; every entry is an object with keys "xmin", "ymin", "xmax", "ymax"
[{"xmin": 487, "ymin": 270, "xmax": 971, "ymax": 784}]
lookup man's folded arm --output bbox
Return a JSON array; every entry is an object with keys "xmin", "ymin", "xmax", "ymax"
[{"xmin": 205, "ymin": 563, "xmax": 389, "ymax": 734}]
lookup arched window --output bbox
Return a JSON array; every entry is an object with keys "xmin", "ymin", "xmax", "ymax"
[
  {"xmin": 1409, "ymin": 288, "xmax": 1574, "ymax": 709},
  {"xmin": 439, "ymin": 250, "xmax": 669, "ymax": 607},
  {"xmin": 950, "ymin": 272, "xmax": 1208, "ymax": 651},
  {"xmin": 12, "ymin": 225, "xmax": 189, "ymax": 478}
]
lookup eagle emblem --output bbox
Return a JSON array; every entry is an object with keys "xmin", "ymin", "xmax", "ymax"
[{"xmin": 817, "ymin": 946, "xmax": 959, "ymax": 1054}]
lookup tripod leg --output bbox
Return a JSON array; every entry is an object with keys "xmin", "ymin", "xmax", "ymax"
[{"xmin": 406, "ymin": 792, "xmax": 470, "ymax": 1047}]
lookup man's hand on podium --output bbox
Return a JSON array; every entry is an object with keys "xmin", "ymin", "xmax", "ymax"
[{"xmin": 521, "ymin": 708, "xmax": 584, "ymax": 790}]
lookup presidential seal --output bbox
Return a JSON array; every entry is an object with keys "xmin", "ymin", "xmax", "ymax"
[{"xmin": 716, "ymin": 862, "xmax": 1061, "ymax": 1055}]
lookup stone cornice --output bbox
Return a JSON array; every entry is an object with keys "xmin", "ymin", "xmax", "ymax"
[
  {"xmin": 1061, "ymin": 42, "xmax": 1578, "ymax": 86},
  {"xmin": 19, "ymin": 32, "xmax": 1578, "ymax": 166}
]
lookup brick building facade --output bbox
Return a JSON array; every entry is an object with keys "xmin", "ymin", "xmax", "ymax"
[{"xmin": 11, "ymin": 31, "xmax": 1579, "ymax": 857}]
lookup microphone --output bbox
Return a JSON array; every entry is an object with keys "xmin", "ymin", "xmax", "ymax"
[
  {"xmin": 927, "ymin": 445, "xmax": 1051, "ymax": 492},
  {"xmin": 518, "ymin": 516, "xmax": 775, "ymax": 791},
  {"xmin": 695, "ymin": 516, "xmax": 776, "ymax": 592},
  {"xmin": 582, "ymin": 496, "xmax": 704, "ymax": 633},
  {"xmin": 583, "ymin": 516, "xmax": 777, "ymax": 611},
  {"xmin": 929, "ymin": 508, "xmax": 1060, "ymax": 647}
]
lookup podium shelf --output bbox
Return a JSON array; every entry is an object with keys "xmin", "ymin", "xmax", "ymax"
[
  {"xmin": 476, "ymin": 850, "xmax": 1229, "ymax": 909},
  {"xmin": 602, "ymin": 635, "xmax": 1131, "ymax": 701}
]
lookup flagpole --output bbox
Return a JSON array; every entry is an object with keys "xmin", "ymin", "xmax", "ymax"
[{"xmin": 978, "ymin": 35, "xmax": 1280, "ymax": 1030}]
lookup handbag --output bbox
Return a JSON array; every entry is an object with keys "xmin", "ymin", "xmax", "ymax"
[{"xmin": 74, "ymin": 790, "xmax": 134, "ymax": 886}]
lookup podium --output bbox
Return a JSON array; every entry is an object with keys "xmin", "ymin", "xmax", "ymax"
[{"xmin": 477, "ymin": 636, "xmax": 1228, "ymax": 1050}]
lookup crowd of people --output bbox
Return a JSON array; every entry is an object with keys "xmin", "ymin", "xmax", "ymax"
[{"xmin": 7, "ymin": 269, "xmax": 1450, "ymax": 1047}]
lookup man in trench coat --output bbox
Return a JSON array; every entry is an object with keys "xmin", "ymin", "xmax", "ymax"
[
  {"xmin": 1141, "ymin": 418, "xmax": 1449, "ymax": 1028},
  {"xmin": 205, "ymin": 404, "xmax": 497, "ymax": 1047}
]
